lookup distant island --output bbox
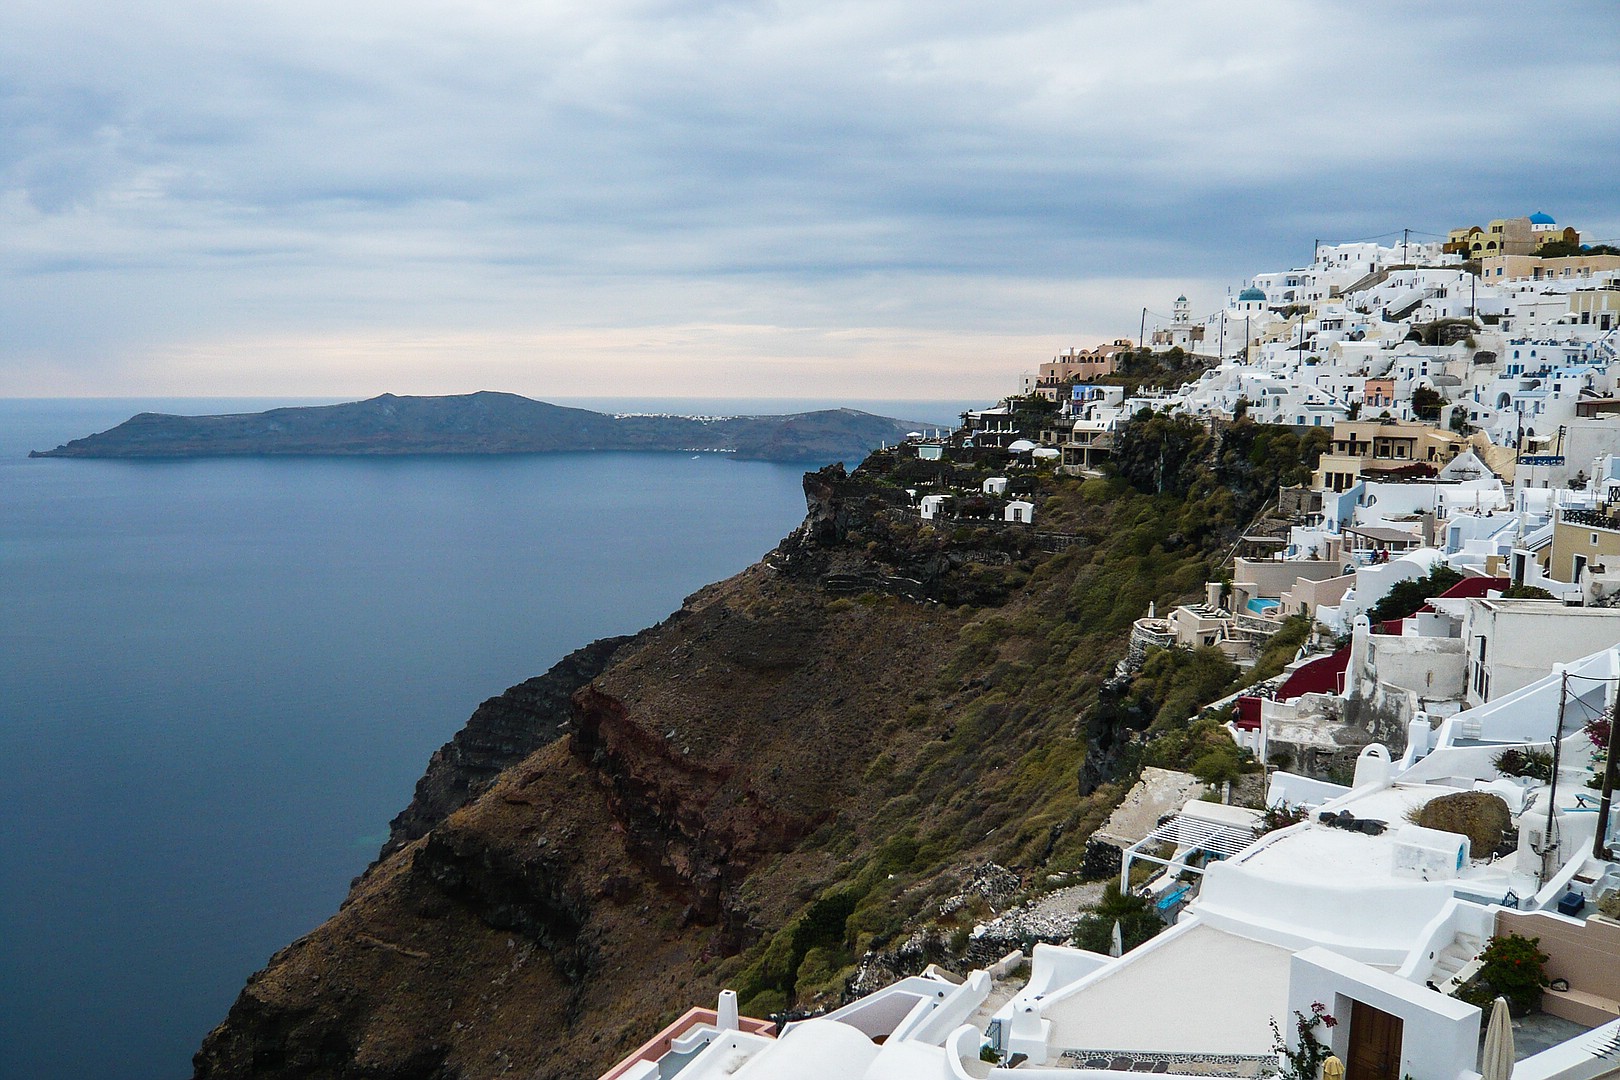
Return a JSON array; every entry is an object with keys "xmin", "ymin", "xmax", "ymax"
[{"xmin": 29, "ymin": 391, "xmax": 927, "ymax": 464}]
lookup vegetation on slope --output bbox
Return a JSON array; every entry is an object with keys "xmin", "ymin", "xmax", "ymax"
[
  {"xmin": 718, "ymin": 413, "xmax": 1331, "ymax": 1015},
  {"xmin": 194, "ymin": 409, "xmax": 1334, "ymax": 1078}
]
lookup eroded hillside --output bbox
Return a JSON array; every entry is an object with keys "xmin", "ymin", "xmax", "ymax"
[{"xmin": 195, "ymin": 418, "xmax": 1326, "ymax": 1080}]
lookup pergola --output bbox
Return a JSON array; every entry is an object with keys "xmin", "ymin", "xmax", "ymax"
[{"xmin": 1119, "ymin": 812, "xmax": 1259, "ymax": 893}]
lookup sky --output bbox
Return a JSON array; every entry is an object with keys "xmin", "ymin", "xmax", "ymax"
[{"xmin": 2, "ymin": 1, "xmax": 1617, "ymax": 401}]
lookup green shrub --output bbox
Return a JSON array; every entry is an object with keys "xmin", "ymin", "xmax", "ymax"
[
  {"xmin": 1366, "ymin": 565, "xmax": 1464, "ymax": 625},
  {"xmin": 1073, "ymin": 882, "xmax": 1162, "ymax": 953},
  {"xmin": 1254, "ymin": 803, "xmax": 1308, "ymax": 836},
  {"xmin": 1459, "ymin": 933, "xmax": 1549, "ymax": 1016},
  {"xmin": 1268, "ymin": 1002, "xmax": 1338, "ymax": 1080}
]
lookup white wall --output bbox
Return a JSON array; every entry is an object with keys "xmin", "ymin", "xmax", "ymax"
[
  {"xmin": 1464, "ymin": 602, "xmax": 1620, "ymax": 706},
  {"xmin": 1288, "ymin": 948, "xmax": 1479, "ymax": 1080},
  {"xmin": 1364, "ymin": 634, "xmax": 1466, "ymax": 701}
]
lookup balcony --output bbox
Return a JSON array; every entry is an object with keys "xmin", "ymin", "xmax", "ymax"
[{"xmin": 1561, "ymin": 508, "xmax": 1620, "ymax": 531}]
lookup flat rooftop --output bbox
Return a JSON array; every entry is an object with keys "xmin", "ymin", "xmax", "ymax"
[
  {"xmin": 1238, "ymin": 784, "xmax": 1517, "ymax": 895},
  {"xmin": 1040, "ymin": 925, "xmax": 1290, "ymax": 1060}
]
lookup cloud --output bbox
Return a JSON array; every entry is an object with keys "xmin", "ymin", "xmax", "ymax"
[{"xmin": 1, "ymin": 0, "xmax": 1617, "ymax": 397}]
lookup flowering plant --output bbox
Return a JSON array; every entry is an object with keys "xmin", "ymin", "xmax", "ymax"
[
  {"xmin": 1587, "ymin": 717, "xmax": 1614, "ymax": 792},
  {"xmin": 1267, "ymin": 1001, "xmax": 1337, "ymax": 1080},
  {"xmin": 1459, "ymin": 933, "xmax": 1549, "ymax": 1016}
]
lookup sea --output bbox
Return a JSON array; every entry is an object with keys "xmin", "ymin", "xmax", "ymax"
[{"xmin": 0, "ymin": 396, "xmax": 976, "ymax": 1080}]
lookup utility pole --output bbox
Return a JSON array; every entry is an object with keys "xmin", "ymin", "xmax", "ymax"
[
  {"xmin": 1139, "ymin": 307, "xmax": 1147, "ymax": 351},
  {"xmin": 1402, "ymin": 228, "xmax": 1410, "ymax": 265},
  {"xmin": 1541, "ymin": 671, "xmax": 1568, "ymax": 885},
  {"xmin": 1594, "ymin": 679, "xmax": 1619, "ymax": 860}
]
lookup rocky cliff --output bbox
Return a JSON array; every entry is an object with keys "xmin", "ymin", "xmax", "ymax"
[
  {"xmin": 381, "ymin": 637, "xmax": 634, "ymax": 861},
  {"xmin": 193, "ymin": 435, "xmax": 1291, "ymax": 1080}
]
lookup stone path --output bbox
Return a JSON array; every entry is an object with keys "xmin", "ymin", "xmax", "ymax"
[{"xmin": 974, "ymin": 881, "xmax": 1108, "ymax": 945}]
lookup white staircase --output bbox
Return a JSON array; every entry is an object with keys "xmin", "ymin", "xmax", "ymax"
[{"xmin": 1430, "ymin": 929, "xmax": 1485, "ymax": 994}]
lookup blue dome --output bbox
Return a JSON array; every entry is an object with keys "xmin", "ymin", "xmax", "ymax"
[
  {"xmin": 1238, "ymin": 286, "xmax": 1266, "ymax": 302},
  {"xmin": 1529, "ymin": 211, "xmax": 1556, "ymax": 225}
]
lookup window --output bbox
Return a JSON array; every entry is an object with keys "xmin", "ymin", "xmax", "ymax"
[{"xmin": 1473, "ymin": 634, "xmax": 1490, "ymax": 698}]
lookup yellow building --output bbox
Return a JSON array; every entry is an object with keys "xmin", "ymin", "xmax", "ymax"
[
  {"xmin": 1447, "ymin": 213, "xmax": 1580, "ymax": 260},
  {"xmin": 1548, "ymin": 507, "xmax": 1620, "ymax": 584}
]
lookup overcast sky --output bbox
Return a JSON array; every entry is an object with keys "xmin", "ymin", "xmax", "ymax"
[{"xmin": 3, "ymin": 1, "xmax": 1617, "ymax": 400}]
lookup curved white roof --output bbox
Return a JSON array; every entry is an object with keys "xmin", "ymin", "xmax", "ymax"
[{"xmin": 1395, "ymin": 546, "xmax": 1445, "ymax": 569}]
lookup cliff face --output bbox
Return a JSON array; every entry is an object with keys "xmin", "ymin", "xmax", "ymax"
[
  {"xmin": 195, "ymin": 576, "xmax": 964, "ymax": 1077},
  {"xmin": 381, "ymin": 637, "xmax": 633, "ymax": 861},
  {"xmin": 194, "ymin": 458, "xmax": 1215, "ymax": 1080}
]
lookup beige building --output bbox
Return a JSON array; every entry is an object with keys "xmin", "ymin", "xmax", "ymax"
[
  {"xmin": 1313, "ymin": 419, "xmax": 1468, "ymax": 493},
  {"xmin": 1569, "ymin": 288, "xmax": 1620, "ymax": 332},
  {"xmin": 1033, "ymin": 345, "xmax": 1126, "ymax": 400},
  {"xmin": 1480, "ymin": 252, "xmax": 1620, "ymax": 283},
  {"xmin": 1447, "ymin": 216, "xmax": 1537, "ymax": 258}
]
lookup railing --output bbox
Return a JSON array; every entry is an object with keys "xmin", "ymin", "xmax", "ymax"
[{"xmin": 1561, "ymin": 508, "xmax": 1620, "ymax": 530}]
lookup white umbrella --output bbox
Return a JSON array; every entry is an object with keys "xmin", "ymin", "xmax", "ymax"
[
  {"xmin": 1109, "ymin": 920, "xmax": 1123, "ymax": 958},
  {"xmin": 1480, "ymin": 995, "xmax": 1514, "ymax": 1080}
]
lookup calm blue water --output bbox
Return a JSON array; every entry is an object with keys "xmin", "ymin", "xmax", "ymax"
[{"xmin": 0, "ymin": 397, "xmax": 972, "ymax": 1080}]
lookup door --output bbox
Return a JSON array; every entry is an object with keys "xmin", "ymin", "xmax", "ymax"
[{"xmin": 1346, "ymin": 1000, "xmax": 1403, "ymax": 1080}]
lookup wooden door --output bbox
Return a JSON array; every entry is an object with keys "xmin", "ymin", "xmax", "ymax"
[{"xmin": 1346, "ymin": 1000, "xmax": 1403, "ymax": 1080}]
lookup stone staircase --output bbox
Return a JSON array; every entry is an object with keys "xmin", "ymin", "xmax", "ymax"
[{"xmin": 1340, "ymin": 268, "xmax": 1394, "ymax": 295}]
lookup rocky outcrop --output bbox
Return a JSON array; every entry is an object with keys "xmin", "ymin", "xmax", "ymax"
[
  {"xmin": 380, "ymin": 637, "xmax": 633, "ymax": 861},
  {"xmin": 778, "ymin": 463, "xmax": 1035, "ymax": 605}
]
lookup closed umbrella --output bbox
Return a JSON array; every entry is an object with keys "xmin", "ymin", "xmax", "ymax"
[
  {"xmin": 1321, "ymin": 1056, "xmax": 1345, "ymax": 1080},
  {"xmin": 1109, "ymin": 920, "xmax": 1123, "ymax": 958},
  {"xmin": 1481, "ymin": 996, "xmax": 1515, "ymax": 1080}
]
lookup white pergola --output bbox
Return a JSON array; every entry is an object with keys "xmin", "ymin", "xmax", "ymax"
[{"xmin": 1119, "ymin": 812, "xmax": 1258, "ymax": 893}]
